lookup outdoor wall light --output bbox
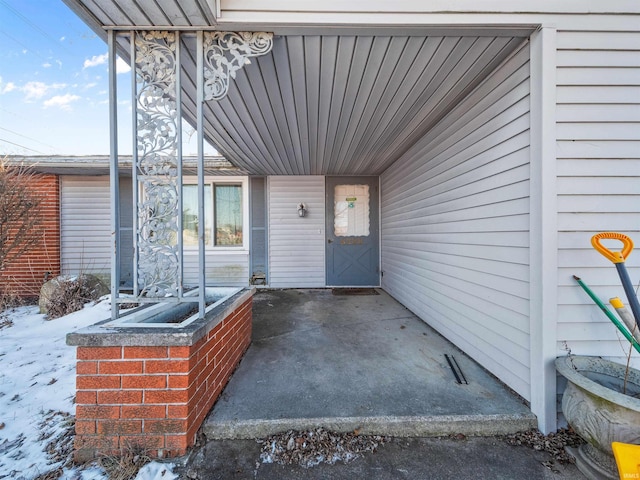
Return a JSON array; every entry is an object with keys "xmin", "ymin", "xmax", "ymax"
[{"xmin": 297, "ymin": 202, "xmax": 307, "ymax": 217}]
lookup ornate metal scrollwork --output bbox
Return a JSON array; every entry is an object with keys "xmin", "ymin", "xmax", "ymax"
[
  {"xmin": 203, "ymin": 32, "xmax": 273, "ymax": 101},
  {"xmin": 135, "ymin": 31, "xmax": 180, "ymax": 297}
]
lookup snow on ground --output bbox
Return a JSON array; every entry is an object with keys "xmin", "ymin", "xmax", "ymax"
[{"xmin": 0, "ymin": 299, "xmax": 177, "ymax": 480}]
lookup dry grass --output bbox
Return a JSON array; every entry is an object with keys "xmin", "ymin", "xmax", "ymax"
[
  {"xmin": 31, "ymin": 411, "xmax": 75, "ymax": 480},
  {"xmin": 98, "ymin": 448, "xmax": 152, "ymax": 480}
]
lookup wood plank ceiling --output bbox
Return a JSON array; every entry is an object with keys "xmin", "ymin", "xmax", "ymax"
[{"xmin": 63, "ymin": 0, "xmax": 529, "ymax": 176}]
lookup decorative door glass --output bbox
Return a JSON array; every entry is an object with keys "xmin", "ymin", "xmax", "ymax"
[{"xmin": 334, "ymin": 185, "xmax": 370, "ymax": 237}]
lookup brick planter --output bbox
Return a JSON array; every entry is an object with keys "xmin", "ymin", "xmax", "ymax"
[{"xmin": 67, "ymin": 288, "xmax": 254, "ymax": 461}]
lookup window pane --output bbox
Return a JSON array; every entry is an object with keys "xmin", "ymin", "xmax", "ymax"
[
  {"xmin": 334, "ymin": 184, "xmax": 370, "ymax": 237},
  {"xmin": 182, "ymin": 185, "xmax": 212, "ymax": 246},
  {"xmin": 215, "ymin": 185, "xmax": 242, "ymax": 246}
]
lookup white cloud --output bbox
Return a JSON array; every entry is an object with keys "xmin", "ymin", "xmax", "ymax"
[
  {"xmin": 116, "ymin": 57, "xmax": 131, "ymax": 74},
  {"xmin": 84, "ymin": 82, "xmax": 98, "ymax": 90},
  {"xmin": 60, "ymin": 36, "xmax": 66, "ymax": 42},
  {"xmin": 22, "ymin": 81, "xmax": 49, "ymax": 99},
  {"xmin": 43, "ymin": 94, "xmax": 81, "ymax": 111},
  {"xmin": 83, "ymin": 53, "xmax": 108, "ymax": 69},
  {"xmin": 0, "ymin": 79, "xmax": 17, "ymax": 94},
  {"xmin": 42, "ymin": 62, "xmax": 52, "ymax": 68},
  {"xmin": 22, "ymin": 81, "xmax": 66, "ymax": 100}
]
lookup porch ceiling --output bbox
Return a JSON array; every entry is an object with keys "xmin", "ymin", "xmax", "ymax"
[{"xmin": 63, "ymin": 0, "xmax": 530, "ymax": 176}]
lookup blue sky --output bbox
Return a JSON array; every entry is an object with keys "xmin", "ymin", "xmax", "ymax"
[
  {"xmin": 0, "ymin": 0, "xmax": 121, "ymax": 155},
  {"xmin": 0, "ymin": 0, "xmax": 213, "ymax": 157}
]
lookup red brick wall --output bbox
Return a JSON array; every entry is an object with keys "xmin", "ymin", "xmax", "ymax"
[
  {"xmin": 0, "ymin": 174, "xmax": 60, "ymax": 298},
  {"xmin": 74, "ymin": 297, "xmax": 253, "ymax": 461}
]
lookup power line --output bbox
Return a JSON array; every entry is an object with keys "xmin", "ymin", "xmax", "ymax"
[
  {"xmin": 0, "ymin": 0, "xmax": 74, "ymax": 57},
  {"xmin": 0, "ymin": 126, "xmax": 59, "ymax": 152},
  {"xmin": 0, "ymin": 106, "xmax": 29, "ymax": 122},
  {"xmin": 0, "ymin": 137, "xmax": 45, "ymax": 154},
  {"xmin": 0, "ymin": 30, "xmax": 48, "ymax": 62}
]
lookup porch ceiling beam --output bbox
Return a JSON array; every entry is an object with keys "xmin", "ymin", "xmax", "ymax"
[{"xmin": 94, "ymin": 25, "xmax": 537, "ymax": 37}]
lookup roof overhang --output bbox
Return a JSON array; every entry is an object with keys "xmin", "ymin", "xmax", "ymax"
[
  {"xmin": 61, "ymin": 0, "xmax": 536, "ymax": 176},
  {"xmin": 4, "ymin": 155, "xmax": 244, "ymax": 177}
]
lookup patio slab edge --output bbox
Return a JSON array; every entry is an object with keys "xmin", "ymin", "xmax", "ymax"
[{"xmin": 203, "ymin": 413, "xmax": 538, "ymax": 440}]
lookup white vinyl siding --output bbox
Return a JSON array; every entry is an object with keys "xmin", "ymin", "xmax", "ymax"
[
  {"xmin": 60, "ymin": 176, "xmax": 112, "ymax": 279},
  {"xmin": 268, "ymin": 176, "xmax": 325, "ymax": 287},
  {"xmin": 380, "ymin": 43, "xmax": 532, "ymax": 400},
  {"xmin": 184, "ymin": 251, "xmax": 249, "ymax": 287},
  {"xmin": 556, "ymin": 31, "xmax": 640, "ymax": 369},
  {"xmin": 61, "ymin": 175, "xmax": 250, "ymax": 287}
]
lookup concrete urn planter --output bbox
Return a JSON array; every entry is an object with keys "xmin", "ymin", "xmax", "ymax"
[{"xmin": 555, "ymin": 355, "xmax": 640, "ymax": 480}]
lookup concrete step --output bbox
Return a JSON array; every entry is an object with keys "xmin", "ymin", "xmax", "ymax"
[{"xmin": 203, "ymin": 413, "xmax": 538, "ymax": 440}]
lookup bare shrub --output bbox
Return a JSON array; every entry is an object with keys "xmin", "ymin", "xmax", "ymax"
[
  {"xmin": 0, "ymin": 159, "xmax": 43, "ymax": 273},
  {"xmin": 46, "ymin": 277, "xmax": 99, "ymax": 319},
  {"xmin": 0, "ymin": 287, "xmax": 23, "ymax": 312}
]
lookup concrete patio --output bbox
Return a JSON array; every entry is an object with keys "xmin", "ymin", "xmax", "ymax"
[{"xmin": 203, "ymin": 288, "xmax": 537, "ymax": 439}]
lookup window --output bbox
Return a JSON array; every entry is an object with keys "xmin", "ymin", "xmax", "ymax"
[
  {"xmin": 182, "ymin": 179, "xmax": 244, "ymax": 248},
  {"xmin": 214, "ymin": 184, "xmax": 242, "ymax": 245},
  {"xmin": 333, "ymin": 184, "xmax": 370, "ymax": 237},
  {"xmin": 183, "ymin": 184, "xmax": 212, "ymax": 246}
]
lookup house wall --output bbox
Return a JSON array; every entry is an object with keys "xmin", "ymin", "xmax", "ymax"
[
  {"xmin": 60, "ymin": 176, "xmax": 250, "ymax": 287},
  {"xmin": 0, "ymin": 173, "xmax": 61, "ymax": 298},
  {"xmin": 555, "ymin": 30, "xmax": 640, "ymax": 368},
  {"xmin": 268, "ymin": 176, "xmax": 325, "ymax": 287},
  {"xmin": 183, "ymin": 251, "xmax": 249, "ymax": 287},
  {"xmin": 380, "ymin": 43, "xmax": 532, "ymax": 399},
  {"xmin": 60, "ymin": 176, "xmax": 111, "ymax": 281}
]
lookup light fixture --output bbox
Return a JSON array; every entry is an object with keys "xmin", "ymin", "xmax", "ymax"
[{"xmin": 297, "ymin": 202, "xmax": 307, "ymax": 217}]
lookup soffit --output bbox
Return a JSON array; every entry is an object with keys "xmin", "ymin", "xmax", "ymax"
[{"xmin": 63, "ymin": 0, "xmax": 530, "ymax": 176}]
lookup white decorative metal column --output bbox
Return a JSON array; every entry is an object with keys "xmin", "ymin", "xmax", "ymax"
[
  {"xmin": 133, "ymin": 31, "xmax": 182, "ymax": 299},
  {"xmin": 108, "ymin": 29, "xmax": 272, "ymax": 319}
]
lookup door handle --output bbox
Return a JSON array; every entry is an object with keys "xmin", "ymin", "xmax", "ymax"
[{"xmin": 327, "ymin": 238, "xmax": 333, "ymax": 244}]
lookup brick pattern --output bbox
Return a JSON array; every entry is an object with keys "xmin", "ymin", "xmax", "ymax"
[
  {"xmin": 0, "ymin": 174, "xmax": 61, "ymax": 298},
  {"xmin": 74, "ymin": 298, "xmax": 252, "ymax": 461}
]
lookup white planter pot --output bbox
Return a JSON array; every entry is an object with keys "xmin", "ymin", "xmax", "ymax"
[{"xmin": 556, "ymin": 355, "xmax": 640, "ymax": 480}]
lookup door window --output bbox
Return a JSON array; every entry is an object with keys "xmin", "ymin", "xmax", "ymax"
[{"xmin": 334, "ymin": 184, "xmax": 370, "ymax": 237}]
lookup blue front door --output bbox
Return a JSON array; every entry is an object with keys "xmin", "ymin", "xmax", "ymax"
[{"xmin": 326, "ymin": 177, "xmax": 380, "ymax": 286}]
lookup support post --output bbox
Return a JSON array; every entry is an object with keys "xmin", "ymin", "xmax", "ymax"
[
  {"xmin": 108, "ymin": 30, "xmax": 121, "ymax": 319},
  {"xmin": 529, "ymin": 25, "xmax": 558, "ymax": 434},
  {"xmin": 197, "ymin": 31, "xmax": 206, "ymax": 318},
  {"xmin": 176, "ymin": 32, "xmax": 184, "ymax": 299},
  {"xmin": 131, "ymin": 31, "xmax": 139, "ymax": 299}
]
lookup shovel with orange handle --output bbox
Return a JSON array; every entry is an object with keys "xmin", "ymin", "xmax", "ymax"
[{"xmin": 591, "ymin": 232, "xmax": 640, "ymax": 332}]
